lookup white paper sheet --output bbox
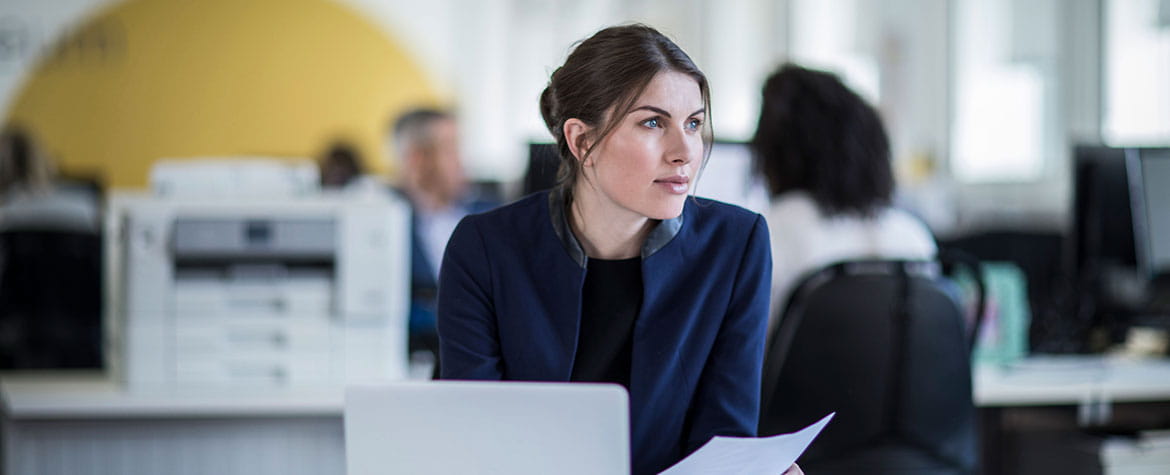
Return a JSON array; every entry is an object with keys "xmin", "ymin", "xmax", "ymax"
[{"xmin": 659, "ymin": 413, "xmax": 835, "ymax": 475}]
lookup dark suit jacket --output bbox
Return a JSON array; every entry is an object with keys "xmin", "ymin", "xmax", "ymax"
[
  {"xmin": 406, "ymin": 193, "xmax": 498, "ymax": 337},
  {"xmin": 438, "ymin": 190, "xmax": 771, "ymax": 475}
]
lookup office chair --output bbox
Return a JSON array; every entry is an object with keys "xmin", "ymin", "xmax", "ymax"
[
  {"xmin": 0, "ymin": 229, "xmax": 103, "ymax": 369},
  {"xmin": 523, "ymin": 142, "xmax": 560, "ymax": 196},
  {"xmin": 760, "ymin": 259, "xmax": 978, "ymax": 474}
]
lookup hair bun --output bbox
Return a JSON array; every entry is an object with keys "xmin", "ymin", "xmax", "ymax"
[{"xmin": 539, "ymin": 69, "xmax": 562, "ymax": 138}]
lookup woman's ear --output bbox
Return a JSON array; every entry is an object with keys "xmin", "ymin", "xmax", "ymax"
[{"xmin": 563, "ymin": 119, "xmax": 593, "ymax": 166}]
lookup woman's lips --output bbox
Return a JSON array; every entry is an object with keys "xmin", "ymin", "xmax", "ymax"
[{"xmin": 654, "ymin": 176, "xmax": 690, "ymax": 194}]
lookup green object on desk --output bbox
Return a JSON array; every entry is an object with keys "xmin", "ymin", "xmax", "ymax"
[{"xmin": 957, "ymin": 262, "xmax": 1030, "ymax": 365}]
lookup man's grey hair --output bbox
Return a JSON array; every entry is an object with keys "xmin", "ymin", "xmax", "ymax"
[{"xmin": 392, "ymin": 108, "xmax": 452, "ymax": 160}]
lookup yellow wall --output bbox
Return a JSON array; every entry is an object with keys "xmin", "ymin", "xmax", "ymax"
[{"xmin": 4, "ymin": 0, "xmax": 440, "ymax": 189}]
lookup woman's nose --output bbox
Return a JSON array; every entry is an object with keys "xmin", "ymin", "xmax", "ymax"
[{"xmin": 665, "ymin": 129, "xmax": 697, "ymax": 165}]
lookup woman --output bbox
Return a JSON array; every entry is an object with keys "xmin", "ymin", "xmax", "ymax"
[
  {"xmin": 438, "ymin": 25, "xmax": 794, "ymax": 474},
  {"xmin": 751, "ymin": 64, "xmax": 936, "ymax": 331}
]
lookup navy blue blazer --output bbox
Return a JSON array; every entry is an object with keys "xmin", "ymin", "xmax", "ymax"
[{"xmin": 438, "ymin": 190, "xmax": 771, "ymax": 475}]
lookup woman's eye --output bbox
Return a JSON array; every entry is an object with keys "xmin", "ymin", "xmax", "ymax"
[
  {"xmin": 641, "ymin": 118, "xmax": 660, "ymax": 128},
  {"xmin": 687, "ymin": 118, "xmax": 702, "ymax": 130}
]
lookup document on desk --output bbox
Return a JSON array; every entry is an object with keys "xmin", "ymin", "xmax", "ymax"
[{"xmin": 659, "ymin": 413, "xmax": 834, "ymax": 475}]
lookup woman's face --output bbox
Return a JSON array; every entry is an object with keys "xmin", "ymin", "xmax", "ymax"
[{"xmin": 581, "ymin": 70, "xmax": 705, "ymax": 221}]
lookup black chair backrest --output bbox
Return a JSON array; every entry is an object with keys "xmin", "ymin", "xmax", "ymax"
[
  {"xmin": 760, "ymin": 260, "xmax": 976, "ymax": 474},
  {"xmin": 523, "ymin": 143, "xmax": 560, "ymax": 196},
  {"xmin": 0, "ymin": 229, "xmax": 103, "ymax": 369}
]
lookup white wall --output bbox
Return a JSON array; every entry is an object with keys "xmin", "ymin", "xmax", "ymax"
[{"xmin": 0, "ymin": 0, "xmax": 112, "ymax": 117}]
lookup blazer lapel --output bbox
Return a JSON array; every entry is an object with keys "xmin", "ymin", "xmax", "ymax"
[{"xmin": 538, "ymin": 191, "xmax": 587, "ymax": 380}]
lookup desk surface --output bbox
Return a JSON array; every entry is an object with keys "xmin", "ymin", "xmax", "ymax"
[
  {"xmin": 974, "ymin": 355, "xmax": 1170, "ymax": 406},
  {"xmin": 2, "ymin": 360, "xmax": 435, "ymax": 419},
  {"xmin": 5, "ymin": 356, "xmax": 1170, "ymax": 419},
  {"xmin": 0, "ymin": 373, "xmax": 345, "ymax": 419}
]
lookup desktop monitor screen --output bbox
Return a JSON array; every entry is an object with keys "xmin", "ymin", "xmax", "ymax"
[
  {"xmin": 1071, "ymin": 145, "xmax": 1137, "ymax": 275},
  {"xmin": 1128, "ymin": 148, "xmax": 1170, "ymax": 278},
  {"xmin": 694, "ymin": 142, "xmax": 770, "ymax": 214}
]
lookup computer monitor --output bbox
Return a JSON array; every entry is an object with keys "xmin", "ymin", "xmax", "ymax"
[
  {"xmin": 1127, "ymin": 148, "xmax": 1170, "ymax": 279},
  {"xmin": 1070, "ymin": 145, "xmax": 1137, "ymax": 277},
  {"xmin": 693, "ymin": 141, "xmax": 770, "ymax": 214},
  {"xmin": 1059, "ymin": 145, "xmax": 1143, "ymax": 350},
  {"xmin": 1055, "ymin": 145, "xmax": 1170, "ymax": 351}
]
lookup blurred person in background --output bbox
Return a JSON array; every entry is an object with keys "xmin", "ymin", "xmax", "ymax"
[
  {"xmin": 0, "ymin": 126, "xmax": 99, "ymax": 233},
  {"xmin": 317, "ymin": 142, "xmax": 365, "ymax": 189},
  {"xmin": 0, "ymin": 125, "xmax": 103, "ymax": 369},
  {"xmin": 389, "ymin": 108, "xmax": 497, "ymax": 372},
  {"xmin": 0, "ymin": 127, "xmax": 52, "ymax": 197},
  {"xmin": 751, "ymin": 64, "xmax": 936, "ymax": 331}
]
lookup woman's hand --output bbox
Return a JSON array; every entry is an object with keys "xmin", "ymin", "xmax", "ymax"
[{"xmin": 782, "ymin": 463, "xmax": 803, "ymax": 474}]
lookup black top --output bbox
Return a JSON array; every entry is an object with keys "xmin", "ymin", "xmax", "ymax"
[{"xmin": 570, "ymin": 256, "xmax": 643, "ymax": 390}]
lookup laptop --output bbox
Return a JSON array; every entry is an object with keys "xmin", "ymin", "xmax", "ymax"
[{"xmin": 345, "ymin": 381, "xmax": 630, "ymax": 475}]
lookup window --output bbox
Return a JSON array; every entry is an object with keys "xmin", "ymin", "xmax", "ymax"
[
  {"xmin": 1103, "ymin": 0, "xmax": 1170, "ymax": 145},
  {"xmin": 789, "ymin": 0, "xmax": 881, "ymax": 103},
  {"xmin": 950, "ymin": 0, "xmax": 1059, "ymax": 183}
]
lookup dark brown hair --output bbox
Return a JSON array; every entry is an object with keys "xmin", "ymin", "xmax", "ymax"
[
  {"xmin": 0, "ymin": 125, "xmax": 52, "ymax": 195},
  {"xmin": 318, "ymin": 142, "xmax": 364, "ymax": 188},
  {"xmin": 750, "ymin": 63, "xmax": 894, "ymax": 217},
  {"xmin": 539, "ymin": 24, "xmax": 712, "ymax": 193}
]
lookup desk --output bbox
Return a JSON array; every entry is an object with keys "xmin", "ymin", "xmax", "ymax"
[
  {"xmin": 973, "ymin": 355, "xmax": 1170, "ymax": 474},
  {"xmin": 975, "ymin": 355, "xmax": 1170, "ymax": 423},
  {"xmin": 2, "ymin": 375, "xmax": 347, "ymax": 475},
  {"xmin": 6, "ymin": 357, "xmax": 1170, "ymax": 475}
]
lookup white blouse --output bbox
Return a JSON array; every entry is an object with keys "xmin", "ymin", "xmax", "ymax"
[{"xmin": 764, "ymin": 191, "xmax": 937, "ymax": 331}]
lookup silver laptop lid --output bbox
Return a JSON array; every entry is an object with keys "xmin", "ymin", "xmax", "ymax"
[{"xmin": 345, "ymin": 381, "xmax": 630, "ymax": 475}]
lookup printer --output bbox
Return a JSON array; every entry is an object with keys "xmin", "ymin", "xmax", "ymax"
[{"xmin": 106, "ymin": 160, "xmax": 410, "ymax": 389}]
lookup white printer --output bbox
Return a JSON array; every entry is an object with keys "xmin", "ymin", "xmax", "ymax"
[{"xmin": 106, "ymin": 160, "xmax": 410, "ymax": 389}]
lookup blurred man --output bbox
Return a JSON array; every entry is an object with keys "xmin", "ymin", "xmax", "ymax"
[{"xmin": 390, "ymin": 108, "xmax": 497, "ymax": 371}]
